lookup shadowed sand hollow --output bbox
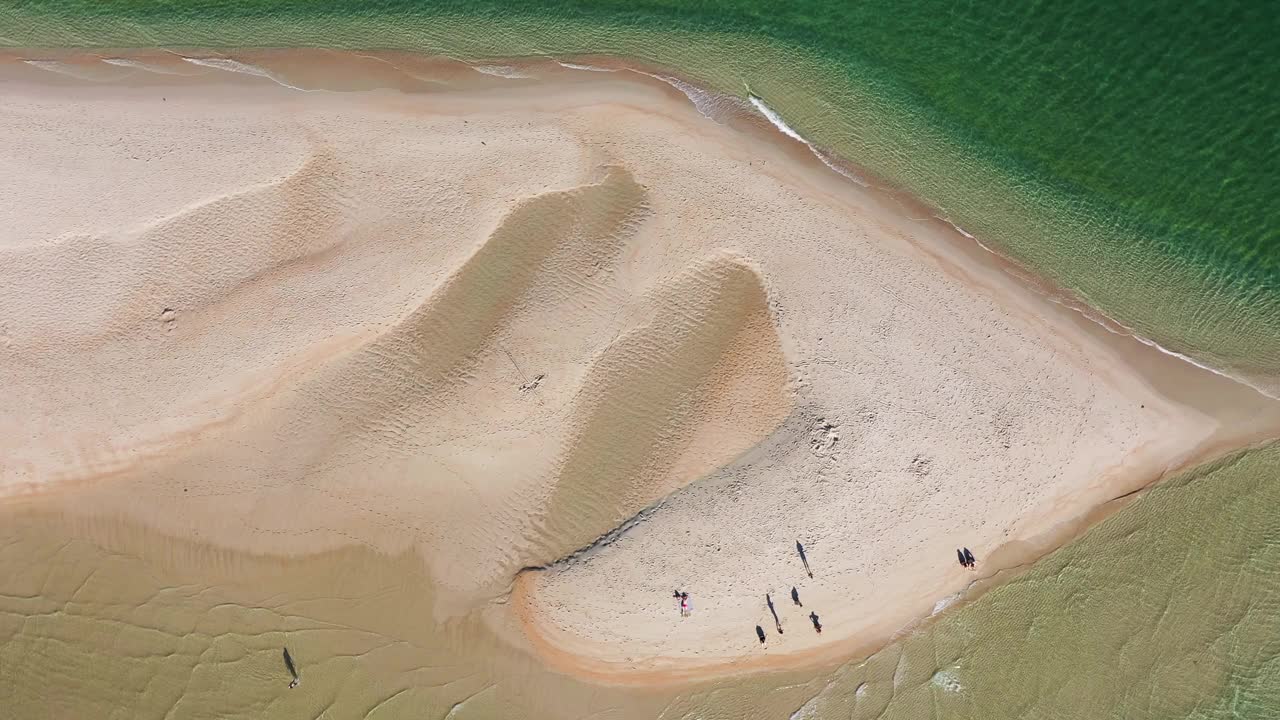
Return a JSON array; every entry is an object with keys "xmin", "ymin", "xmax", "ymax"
[{"xmin": 2, "ymin": 50, "xmax": 1279, "ymax": 698}]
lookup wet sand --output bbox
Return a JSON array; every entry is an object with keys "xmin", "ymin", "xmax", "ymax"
[{"xmin": 2, "ymin": 48, "xmax": 1279, "ymax": 702}]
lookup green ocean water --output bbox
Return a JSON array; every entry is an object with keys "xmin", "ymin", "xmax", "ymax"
[{"xmin": 2, "ymin": 1, "xmax": 1279, "ymax": 717}]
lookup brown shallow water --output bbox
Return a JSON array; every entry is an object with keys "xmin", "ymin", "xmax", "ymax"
[
  {"xmin": 5, "ymin": 444, "xmax": 1280, "ymax": 719},
  {"xmin": 0, "ymin": 506, "xmax": 830, "ymax": 719}
]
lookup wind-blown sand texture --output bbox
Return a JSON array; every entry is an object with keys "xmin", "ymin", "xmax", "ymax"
[{"xmin": 2, "ymin": 51, "xmax": 1277, "ymax": 688}]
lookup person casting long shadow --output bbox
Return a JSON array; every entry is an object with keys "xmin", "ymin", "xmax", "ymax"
[
  {"xmin": 796, "ymin": 540, "xmax": 813, "ymax": 578},
  {"xmin": 283, "ymin": 647, "xmax": 300, "ymax": 689}
]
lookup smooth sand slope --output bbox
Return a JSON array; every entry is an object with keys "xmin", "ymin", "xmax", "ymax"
[{"xmin": 2, "ymin": 52, "xmax": 1277, "ymax": 684}]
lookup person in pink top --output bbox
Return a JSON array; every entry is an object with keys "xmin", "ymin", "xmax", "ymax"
[{"xmin": 673, "ymin": 589, "xmax": 690, "ymax": 617}]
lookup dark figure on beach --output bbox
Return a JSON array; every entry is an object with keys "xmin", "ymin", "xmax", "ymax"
[
  {"xmin": 796, "ymin": 540, "xmax": 813, "ymax": 578},
  {"xmin": 766, "ymin": 593, "xmax": 783, "ymax": 633},
  {"xmin": 791, "ymin": 586, "xmax": 802, "ymax": 607},
  {"xmin": 809, "ymin": 612, "xmax": 822, "ymax": 633},
  {"xmin": 957, "ymin": 548, "xmax": 967, "ymax": 567},
  {"xmin": 756, "ymin": 625, "xmax": 768, "ymax": 646},
  {"xmin": 282, "ymin": 647, "xmax": 300, "ymax": 689},
  {"xmin": 964, "ymin": 548, "xmax": 976, "ymax": 567}
]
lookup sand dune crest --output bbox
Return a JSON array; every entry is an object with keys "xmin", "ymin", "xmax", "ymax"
[
  {"xmin": 316, "ymin": 165, "xmax": 649, "ymax": 439},
  {"xmin": 530, "ymin": 253, "xmax": 790, "ymax": 561}
]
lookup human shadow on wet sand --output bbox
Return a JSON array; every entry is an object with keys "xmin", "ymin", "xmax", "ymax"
[
  {"xmin": 283, "ymin": 647, "xmax": 300, "ymax": 688},
  {"xmin": 766, "ymin": 593, "xmax": 783, "ymax": 633}
]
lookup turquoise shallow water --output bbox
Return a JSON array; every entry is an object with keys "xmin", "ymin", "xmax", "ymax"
[{"xmin": 2, "ymin": 2, "xmax": 1278, "ymax": 717}]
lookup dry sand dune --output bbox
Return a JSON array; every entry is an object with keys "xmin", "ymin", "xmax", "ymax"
[
  {"xmin": 531, "ymin": 252, "xmax": 789, "ymax": 561},
  {"xmin": 2, "ymin": 52, "xmax": 1277, "ymax": 689}
]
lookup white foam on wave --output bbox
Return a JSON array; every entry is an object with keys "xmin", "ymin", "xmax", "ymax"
[
  {"xmin": 554, "ymin": 60, "xmax": 615, "ymax": 73},
  {"xmin": 629, "ymin": 69, "xmax": 727, "ymax": 120},
  {"xmin": 931, "ymin": 593, "xmax": 960, "ymax": 615},
  {"xmin": 930, "ymin": 668, "xmax": 964, "ymax": 693},
  {"xmin": 181, "ymin": 57, "xmax": 312, "ymax": 92},
  {"xmin": 810, "ymin": 147, "xmax": 870, "ymax": 187},
  {"xmin": 471, "ymin": 64, "xmax": 532, "ymax": 79},
  {"xmin": 935, "ymin": 215, "xmax": 977, "ymax": 240},
  {"xmin": 1048, "ymin": 293, "xmax": 1279, "ymax": 400},
  {"xmin": 346, "ymin": 52, "xmax": 450, "ymax": 85},
  {"xmin": 788, "ymin": 694, "xmax": 821, "ymax": 720},
  {"xmin": 20, "ymin": 59, "xmax": 105, "ymax": 81},
  {"xmin": 748, "ymin": 94, "xmax": 868, "ymax": 186},
  {"xmin": 101, "ymin": 57, "xmax": 186, "ymax": 75},
  {"xmin": 930, "ymin": 214, "xmax": 1279, "ymax": 401},
  {"xmin": 748, "ymin": 93, "xmax": 806, "ymax": 142}
]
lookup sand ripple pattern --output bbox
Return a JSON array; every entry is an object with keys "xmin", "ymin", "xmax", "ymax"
[
  {"xmin": 0, "ymin": 92, "xmax": 790, "ymax": 615},
  {"xmin": 532, "ymin": 253, "xmax": 788, "ymax": 560}
]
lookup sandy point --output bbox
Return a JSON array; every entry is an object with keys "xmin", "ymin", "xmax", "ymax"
[{"xmin": 1, "ymin": 49, "xmax": 1279, "ymax": 689}]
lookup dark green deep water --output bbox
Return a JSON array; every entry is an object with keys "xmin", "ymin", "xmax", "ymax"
[{"xmin": 2, "ymin": 1, "xmax": 1279, "ymax": 717}]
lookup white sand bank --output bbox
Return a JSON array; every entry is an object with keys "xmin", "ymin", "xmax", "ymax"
[{"xmin": 1, "ymin": 50, "xmax": 1276, "ymax": 685}]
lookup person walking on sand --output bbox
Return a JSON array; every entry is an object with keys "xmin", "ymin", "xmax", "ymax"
[
  {"xmin": 756, "ymin": 625, "xmax": 768, "ymax": 647},
  {"xmin": 766, "ymin": 593, "xmax": 783, "ymax": 634},
  {"xmin": 796, "ymin": 540, "xmax": 813, "ymax": 578},
  {"xmin": 791, "ymin": 586, "xmax": 802, "ymax": 607},
  {"xmin": 957, "ymin": 548, "xmax": 968, "ymax": 568},
  {"xmin": 964, "ymin": 548, "xmax": 976, "ymax": 568},
  {"xmin": 809, "ymin": 611, "xmax": 822, "ymax": 634}
]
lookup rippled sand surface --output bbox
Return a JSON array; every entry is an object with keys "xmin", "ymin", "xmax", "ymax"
[{"xmin": 1, "ymin": 52, "xmax": 1277, "ymax": 718}]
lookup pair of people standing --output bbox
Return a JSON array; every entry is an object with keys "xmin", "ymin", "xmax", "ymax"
[
  {"xmin": 672, "ymin": 590, "xmax": 691, "ymax": 617},
  {"xmin": 956, "ymin": 547, "xmax": 977, "ymax": 568}
]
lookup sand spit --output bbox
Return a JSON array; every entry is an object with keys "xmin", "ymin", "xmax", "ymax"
[{"xmin": 1, "ymin": 50, "xmax": 1278, "ymax": 688}]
